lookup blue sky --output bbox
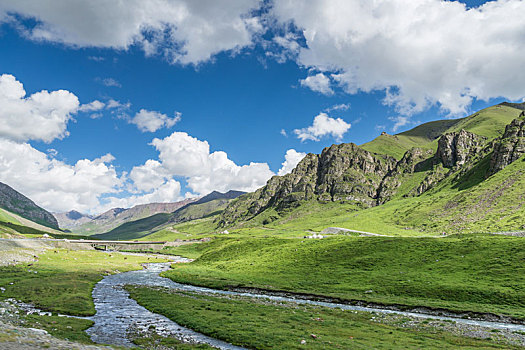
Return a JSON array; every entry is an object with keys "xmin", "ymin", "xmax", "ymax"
[{"xmin": 0, "ymin": 0, "xmax": 523, "ymax": 213}]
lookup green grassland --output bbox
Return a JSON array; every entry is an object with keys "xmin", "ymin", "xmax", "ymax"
[
  {"xmin": 163, "ymin": 235, "xmax": 525, "ymax": 320},
  {"xmin": 0, "ymin": 249, "xmax": 167, "ymax": 344},
  {"xmin": 127, "ymin": 286, "xmax": 517, "ymax": 349},
  {"xmin": 0, "ymin": 250, "xmax": 164, "ymax": 316}
]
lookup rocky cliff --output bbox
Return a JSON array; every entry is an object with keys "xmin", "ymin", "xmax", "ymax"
[
  {"xmin": 0, "ymin": 182, "xmax": 59, "ymax": 229},
  {"xmin": 489, "ymin": 115, "xmax": 525, "ymax": 175}
]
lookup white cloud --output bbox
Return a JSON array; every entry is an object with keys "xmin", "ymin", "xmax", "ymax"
[
  {"xmin": 280, "ymin": 129, "xmax": 287, "ymax": 137},
  {"xmin": 294, "ymin": 113, "xmax": 351, "ymax": 142},
  {"xmin": 99, "ymin": 78, "xmax": 121, "ymax": 88},
  {"xmin": 277, "ymin": 149, "xmax": 306, "ymax": 176},
  {"xmin": 300, "ymin": 73, "xmax": 333, "ymax": 95},
  {"xmin": 0, "ymin": 74, "xmax": 79, "ymax": 143},
  {"xmin": 106, "ymin": 99, "xmax": 130, "ymax": 110},
  {"xmin": 0, "ymin": 0, "xmax": 263, "ymax": 65},
  {"xmin": 129, "ymin": 159, "xmax": 169, "ymax": 193},
  {"xmin": 99, "ymin": 179, "xmax": 183, "ymax": 212},
  {"xmin": 325, "ymin": 103, "xmax": 350, "ymax": 112},
  {"xmin": 0, "ymin": 139, "xmax": 122, "ymax": 213},
  {"xmin": 140, "ymin": 131, "xmax": 274, "ymax": 195},
  {"xmin": 79, "ymin": 100, "xmax": 105, "ymax": 112},
  {"xmin": 130, "ymin": 109, "xmax": 181, "ymax": 132},
  {"xmin": 389, "ymin": 115, "xmax": 411, "ymax": 133},
  {"xmin": 272, "ymin": 0, "xmax": 525, "ymax": 115}
]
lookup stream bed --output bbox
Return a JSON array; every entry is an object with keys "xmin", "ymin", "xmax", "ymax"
[{"xmin": 86, "ymin": 260, "xmax": 525, "ymax": 348}]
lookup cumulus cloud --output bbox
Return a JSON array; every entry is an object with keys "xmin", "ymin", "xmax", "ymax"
[
  {"xmin": 0, "ymin": 138, "xmax": 122, "ymax": 212},
  {"xmin": 144, "ymin": 131, "xmax": 274, "ymax": 195},
  {"xmin": 300, "ymin": 73, "xmax": 333, "ymax": 95},
  {"xmin": 277, "ymin": 149, "xmax": 306, "ymax": 176},
  {"xmin": 0, "ymin": 0, "xmax": 262, "ymax": 65},
  {"xmin": 0, "ymin": 74, "xmax": 192, "ymax": 214},
  {"xmin": 294, "ymin": 113, "xmax": 351, "ymax": 142},
  {"xmin": 272, "ymin": 0, "xmax": 525, "ymax": 115},
  {"xmin": 130, "ymin": 109, "xmax": 181, "ymax": 132},
  {"xmin": 0, "ymin": 74, "xmax": 79, "ymax": 143},
  {"xmin": 78, "ymin": 100, "xmax": 105, "ymax": 112},
  {"xmin": 99, "ymin": 179, "xmax": 183, "ymax": 212},
  {"xmin": 129, "ymin": 159, "xmax": 169, "ymax": 193}
]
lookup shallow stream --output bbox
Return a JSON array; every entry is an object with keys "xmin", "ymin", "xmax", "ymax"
[{"xmin": 86, "ymin": 260, "xmax": 525, "ymax": 348}]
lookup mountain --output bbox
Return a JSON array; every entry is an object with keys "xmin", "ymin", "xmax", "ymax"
[
  {"xmin": 53, "ymin": 210, "xmax": 94, "ymax": 229},
  {"xmin": 0, "ymin": 182, "xmax": 59, "ymax": 229},
  {"xmin": 92, "ymin": 190, "xmax": 245, "ymax": 240},
  {"xmin": 193, "ymin": 190, "xmax": 246, "ymax": 204},
  {"xmin": 64, "ymin": 200, "xmax": 196, "ymax": 235},
  {"xmin": 218, "ymin": 103, "xmax": 525, "ymax": 233}
]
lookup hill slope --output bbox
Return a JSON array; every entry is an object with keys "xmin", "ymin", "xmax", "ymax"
[
  {"xmin": 0, "ymin": 182, "xmax": 59, "ymax": 229},
  {"xmin": 360, "ymin": 104, "xmax": 519, "ymax": 159},
  {"xmin": 217, "ymin": 103, "xmax": 525, "ymax": 234}
]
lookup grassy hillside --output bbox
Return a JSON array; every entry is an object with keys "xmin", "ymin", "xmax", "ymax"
[
  {"xmin": 0, "ymin": 182, "xmax": 59, "ymax": 229},
  {"xmin": 361, "ymin": 119, "xmax": 459, "ymax": 159},
  {"xmin": 164, "ymin": 235, "xmax": 525, "ymax": 320},
  {"xmin": 0, "ymin": 208, "xmax": 19, "ymax": 224},
  {"xmin": 0, "ymin": 207, "xmax": 71, "ymax": 238},
  {"xmin": 361, "ymin": 104, "xmax": 520, "ymax": 159}
]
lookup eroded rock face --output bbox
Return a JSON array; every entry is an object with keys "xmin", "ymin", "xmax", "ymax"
[
  {"xmin": 489, "ymin": 117, "xmax": 525, "ymax": 174},
  {"xmin": 376, "ymin": 148, "xmax": 434, "ymax": 203},
  {"xmin": 219, "ymin": 144, "xmax": 397, "ymax": 225},
  {"xmin": 437, "ymin": 130, "xmax": 485, "ymax": 168}
]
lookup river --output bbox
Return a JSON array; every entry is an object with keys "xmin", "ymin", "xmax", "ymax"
[{"xmin": 86, "ymin": 259, "xmax": 525, "ymax": 348}]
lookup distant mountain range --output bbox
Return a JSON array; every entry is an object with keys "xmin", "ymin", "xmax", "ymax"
[
  {"xmin": 92, "ymin": 190, "xmax": 245, "ymax": 240},
  {"xmin": 54, "ymin": 199, "xmax": 196, "ymax": 235},
  {"xmin": 0, "ymin": 182, "xmax": 59, "ymax": 229}
]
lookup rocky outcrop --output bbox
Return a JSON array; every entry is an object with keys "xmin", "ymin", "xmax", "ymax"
[
  {"xmin": 220, "ymin": 143, "xmax": 397, "ymax": 225},
  {"xmin": 489, "ymin": 117, "xmax": 525, "ymax": 175},
  {"xmin": 436, "ymin": 130, "xmax": 485, "ymax": 168},
  {"xmin": 376, "ymin": 148, "xmax": 434, "ymax": 202},
  {"xmin": 0, "ymin": 182, "xmax": 59, "ymax": 229}
]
